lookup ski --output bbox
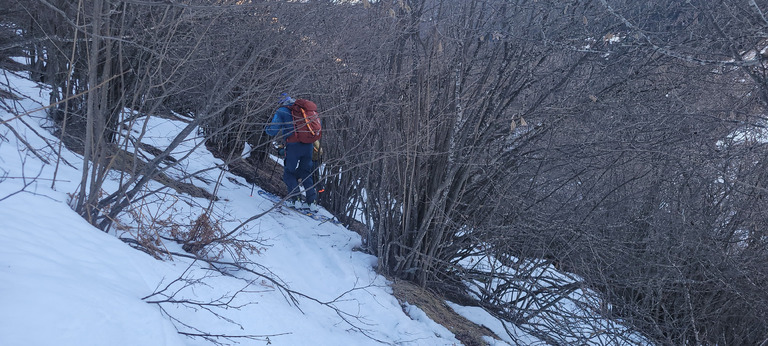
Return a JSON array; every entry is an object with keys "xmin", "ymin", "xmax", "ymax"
[{"xmin": 257, "ymin": 190, "xmax": 342, "ymax": 225}]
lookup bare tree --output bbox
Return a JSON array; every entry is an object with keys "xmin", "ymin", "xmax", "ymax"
[
  {"xmin": 8, "ymin": 0, "xmax": 768, "ymax": 343},
  {"xmin": 295, "ymin": 0, "xmax": 768, "ymax": 344},
  {"xmin": 486, "ymin": 1, "xmax": 768, "ymax": 344}
]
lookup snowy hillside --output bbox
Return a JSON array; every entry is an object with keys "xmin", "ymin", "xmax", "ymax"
[
  {"xmin": 0, "ymin": 68, "xmax": 523, "ymax": 345},
  {"xmin": 0, "ymin": 65, "xmax": 649, "ymax": 345}
]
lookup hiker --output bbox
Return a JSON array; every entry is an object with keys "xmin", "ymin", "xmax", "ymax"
[
  {"xmin": 273, "ymin": 140, "xmax": 325, "ymax": 197},
  {"xmin": 265, "ymin": 93, "xmax": 321, "ymax": 211}
]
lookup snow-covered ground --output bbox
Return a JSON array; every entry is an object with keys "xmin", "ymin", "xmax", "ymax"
[
  {"xmin": 1, "ymin": 65, "xmax": 653, "ymax": 345},
  {"xmin": 0, "ymin": 68, "xmax": 522, "ymax": 345}
]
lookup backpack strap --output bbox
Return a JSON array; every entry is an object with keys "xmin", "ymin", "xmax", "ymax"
[{"xmin": 299, "ymin": 107, "xmax": 318, "ymax": 136}]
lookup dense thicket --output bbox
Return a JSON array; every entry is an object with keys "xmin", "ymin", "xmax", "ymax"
[{"xmin": 4, "ymin": 0, "xmax": 768, "ymax": 344}]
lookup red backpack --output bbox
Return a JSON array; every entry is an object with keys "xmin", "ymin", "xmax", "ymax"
[{"xmin": 288, "ymin": 99, "xmax": 322, "ymax": 143}]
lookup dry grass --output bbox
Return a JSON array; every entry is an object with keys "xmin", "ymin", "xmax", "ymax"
[{"xmin": 389, "ymin": 278, "xmax": 500, "ymax": 346}]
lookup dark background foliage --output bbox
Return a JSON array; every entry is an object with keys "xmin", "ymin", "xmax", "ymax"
[{"xmin": 3, "ymin": 0, "xmax": 768, "ymax": 344}]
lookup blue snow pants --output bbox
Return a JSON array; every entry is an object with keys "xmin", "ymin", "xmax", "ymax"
[{"xmin": 283, "ymin": 142, "xmax": 316, "ymax": 204}]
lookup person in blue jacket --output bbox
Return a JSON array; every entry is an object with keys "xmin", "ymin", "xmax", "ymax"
[{"xmin": 265, "ymin": 93, "xmax": 318, "ymax": 211}]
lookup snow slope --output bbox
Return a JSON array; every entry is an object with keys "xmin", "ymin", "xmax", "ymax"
[{"xmin": 0, "ymin": 68, "xmax": 520, "ymax": 345}]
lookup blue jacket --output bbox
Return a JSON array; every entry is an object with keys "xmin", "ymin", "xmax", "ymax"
[{"xmin": 265, "ymin": 104, "xmax": 295, "ymax": 141}]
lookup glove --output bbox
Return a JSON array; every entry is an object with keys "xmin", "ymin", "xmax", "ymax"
[{"xmin": 277, "ymin": 146, "xmax": 286, "ymax": 158}]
